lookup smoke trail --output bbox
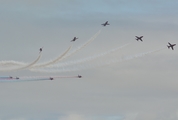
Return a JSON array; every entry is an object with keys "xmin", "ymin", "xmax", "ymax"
[
  {"xmin": 30, "ymin": 47, "xmax": 165, "ymax": 73},
  {"xmin": 18, "ymin": 53, "xmax": 42, "ymax": 70},
  {"xmin": 122, "ymin": 47, "xmax": 166, "ymax": 61},
  {"xmin": 19, "ymin": 75, "xmax": 79, "ymax": 79},
  {"xmin": 63, "ymin": 29, "xmax": 101, "ymax": 59},
  {"xmin": 0, "ymin": 61, "xmax": 26, "ymax": 67},
  {"xmin": 31, "ymin": 46, "xmax": 71, "ymax": 68},
  {"xmin": 51, "ymin": 75, "xmax": 80, "ymax": 79},
  {"xmin": 0, "ymin": 75, "xmax": 80, "ymax": 82},
  {"xmin": 0, "ymin": 78, "xmax": 49, "ymax": 83},
  {"xmin": 47, "ymin": 43, "xmax": 130, "ymax": 68},
  {"xmin": 0, "ymin": 30, "xmax": 100, "ymax": 69},
  {"xmin": 0, "ymin": 53, "xmax": 42, "ymax": 72},
  {"xmin": 0, "ymin": 76, "xmax": 12, "ymax": 79},
  {"xmin": 30, "ymin": 30, "xmax": 100, "ymax": 68}
]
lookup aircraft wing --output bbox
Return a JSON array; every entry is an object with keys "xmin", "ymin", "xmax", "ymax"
[{"xmin": 172, "ymin": 47, "xmax": 174, "ymax": 50}]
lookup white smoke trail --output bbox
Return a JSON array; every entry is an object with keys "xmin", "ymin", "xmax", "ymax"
[
  {"xmin": 0, "ymin": 53, "xmax": 42, "ymax": 72},
  {"xmin": 122, "ymin": 47, "xmax": 166, "ymax": 61},
  {"xmin": 30, "ymin": 29, "xmax": 100, "ymax": 69},
  {"xmin": 0, "ymin": 30, "xmax": 101, "ymax": 69},
  {"xmin": 63, "ymin": 29, "xmax": 101, "ymax": 59},
  {"xmin": 17, "ymin": 53, "xmax": 42, "ymax": 70},
  {"xmin": 31, "ymin": 46, "xmax": 71, "ymax": 68},
  {"xmin": 47, "ymin": 43, "xmax": 130, "ymax": 68},
  {"xmin": 30, "ymin": 47, "xmax": 165, "ymax": 73},
  {"xmin": 0, "ymin": 61, "xmax": 26, "ymax": 67}
]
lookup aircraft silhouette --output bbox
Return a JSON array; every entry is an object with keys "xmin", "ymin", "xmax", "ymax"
[
  {"xmin": 167, "ymin": 42, "xmax": 176, "ymax": 50},
  {"xmin": 9, "ymin": 76, "xmax": 13, "ymax": 79},
  {"xmin": 135, "ymin": 36, "xmax": 143, "ymax": 41},
  {"xmin": 101, "ymin": 21, "xmax": 109, "ymax": 26},
  {"xmin": 71, "ymin": 37, "xmax": 78, "ymax": 42},
  {"xmin": 78, "ymin": 75, "xmax": 82, "ymax": 78},
  {"xmin": 39, "ymin": 47, "xmax": 43, "ymax": 53}
]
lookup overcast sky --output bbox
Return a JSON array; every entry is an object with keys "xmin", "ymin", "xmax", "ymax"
[{"xmin": 0, "ymin": 0, "xmax": 178, "ymax": 120}]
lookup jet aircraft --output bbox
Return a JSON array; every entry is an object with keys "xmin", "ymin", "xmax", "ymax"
[
  {"xmin": 167, "ymin": 42, "xmax": 176, "ymax": 50},
  {"xmin": 39, "ymin": 47, "xmax": 43, "ymax": 53},
  {"xmin": 71, "ymin": 37, "xmax": 78, "ymax": 42},
  {"xmin": 101, "ymin": 21, "xmax": 109, "ymax": 26},
  {"xmin": 135, "ymin": 36, "xmax": 143, "ymax": 41},
  {"xmin": 9, "ymin": 76, "xmax": 13, "ymax": 79},
  {"xmin": 78, "ymin": 75, "xmax": 82, "ymax": 78}
]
